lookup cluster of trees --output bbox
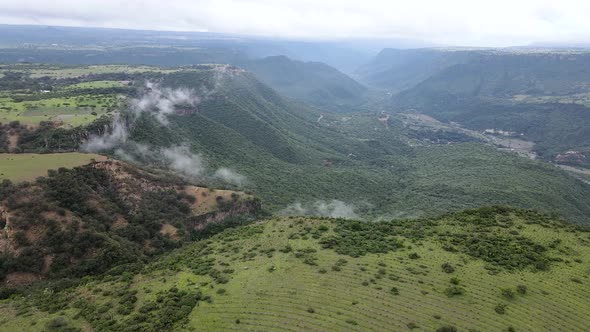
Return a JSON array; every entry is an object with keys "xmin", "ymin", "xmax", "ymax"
[
  {"xmin": 320, "ymin": 219, "xmax": 404, "ymax": 257},
  {"xmin": 74, "ymin": 286, "xmax": 203, "ymax": 332},
  {"xmin": 0, "ymin": 163, "xmax": 200, "ymax": 281}
]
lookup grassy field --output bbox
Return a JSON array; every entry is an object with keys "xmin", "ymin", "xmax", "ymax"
[
  {"xmin": 0, "ymin": 93, "xmax": 121, "ymax": 127},
  {"xmin": 1, "ymin": 207, "xmax": 588, "ymax": 331},
  {"xmin": 0, "ymin": 65, "xmax": 181, "ymax": 79},
  {"xmin": 0, "ymin": 153, "xmax": 106, "ymax": 182},
  {"xmin": 63, "ymin": 80, "xmax": 127, "ymax": 90}
]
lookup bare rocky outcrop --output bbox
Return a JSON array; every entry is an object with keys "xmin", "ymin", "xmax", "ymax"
[{"xmin": 191, "ymin": 199, "xmax": 261, "ymax": 231}]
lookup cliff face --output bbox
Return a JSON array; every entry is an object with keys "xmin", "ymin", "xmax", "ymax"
[{"xmin": 191, "ymin": 198, "xmax": 262, "ymax": 231}]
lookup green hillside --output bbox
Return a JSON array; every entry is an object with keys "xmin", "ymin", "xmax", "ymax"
[
  {"xmin": 355, "ymin": 48, "xmax": 475, "ymax": 92},
  {"xmin": 12, "ymin": 66, "xmax": 590, "ymax": 223},
  {"xmin": 381, "ymin": 49, "xmax": 590, "ymax": 168},
  {"xmin": 2, "ymin": 207, "xmax": 589, "ymax": 331},
  {"xmin": 358, "ymin": 48, "xmax": 590, "ymax": 94},
  {"xmin": 241, "ymin": 55, "xmax": 368, "ymax": 111}
]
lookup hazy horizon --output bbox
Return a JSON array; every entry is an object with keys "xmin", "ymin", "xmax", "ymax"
[{"xmin": 1, "ymin": 0, "xmax": 590, "ymax": 47}]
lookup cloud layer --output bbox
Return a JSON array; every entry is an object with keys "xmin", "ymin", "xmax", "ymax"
[{"xmin": 2, "ymin": 0, "xmax": 590, "ymax": 46}]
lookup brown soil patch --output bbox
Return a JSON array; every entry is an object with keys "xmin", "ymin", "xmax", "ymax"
[
  {"xmin": 25, "ymin": 225, "xmax": 45, "ymax": 244},
  {"xmin": 112, "ymin": 215, "xmax": 128, "ymax": 229},
  {"xmin": 160, "ymin": 223, "xmax": 180, "ymax": 241},
  {"xmin": 7, "ymin": 134, "xmax": 18, "ymax": 151},
  {"xmin": 183, "ymin": 186, "xmax": 246, "ymax": 215},
  {"xmin": 3, "ymin": 272, "xmax": 42, "ymax": 286},
  {"xmin": 42, "ymin": 255, "xmax": 54, "ymax": 274}
]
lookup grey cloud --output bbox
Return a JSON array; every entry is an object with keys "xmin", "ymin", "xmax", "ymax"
[{"xmin": 1, "ymin": 0, "xmax": 590, "ymax": 46}]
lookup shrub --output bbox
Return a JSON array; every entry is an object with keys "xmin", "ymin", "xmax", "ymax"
[
  {"xmin": 445, "ymin": 285, "xmax": 464, "ymax": 297},
  {"xmin": 45, "ymin": 317, "xmax": 69, "ymax": 330},
  {"xmin": 516, "ymin": 285, "xmax": 527, "ymax": 295},
  {"xmin": 345, "ymin": 319, "xmax": 358, "ymax": 325},
  {"xmin": 390, "ymin": 287, "xmax": 399, "ymax": 295},
  {"xmin": 436, "ymin": 326, "xmax": 457, "ymax": 332},
  {"xmin": 307, "ymin": 307, "xmax": 315, "ymax": 313},
  {"xmin": 408, "ymin": 253, "xmax": 421, "ymax": 259},
  {"xmin": 501, "ymin": 288, "xmax": 515, "ymax": 299},
  {"xmin": 495, "ymin": 304, "xmax": 507, "ymax": 314},
  {"xmin": 441, "ymin": 263, "xmax": 455, "ymax": 273}
]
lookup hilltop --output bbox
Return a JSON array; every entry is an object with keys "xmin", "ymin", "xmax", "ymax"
[{"xmin": 1, "ymin": 206, "xmax": 589, "ymax": 331}]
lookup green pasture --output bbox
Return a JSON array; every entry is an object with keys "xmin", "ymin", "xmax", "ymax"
[{"xmin": 0, "ymin": 153, "xmax": 106, "ymax": 182}]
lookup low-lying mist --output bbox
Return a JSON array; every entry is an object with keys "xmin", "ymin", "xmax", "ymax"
[
  {"xmin": 280, "ymin": 200, "xmax": 359, "ymax": 219},
  {"xmin": 82, "ymin": 72, "xmax": 247, "ymax": 187}
]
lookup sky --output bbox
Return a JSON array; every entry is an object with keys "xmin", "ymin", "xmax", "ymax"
[{"xmin": 0, "ymin": 0, "xmax": 589, "ymax": 46}]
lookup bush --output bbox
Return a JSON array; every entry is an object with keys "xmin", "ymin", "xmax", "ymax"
[
  {"xmin": 495, "ymin": 304, "xmax": 507, "ymax": 314},
  {"xmin": 441, "ymin": 263, "xmax": 455, "ymax": 273},
  {"xmin": 436, "ymin": 326, "xmax": 457, "ymax": 332},
  {"xmin": 501, "ymin": 288, "xmax": 515, "ymax": 299},
  {"xmin": 345, "ymin": 319, "xmax": 358, "ymax": 325},
  {"xmin": 445, "ymin": 285, "xmax": 464, "ymax": 297},
  {"xmin": 408, "ymin": 253, "xmax": 421, "ymax": 259},
  {"xmin": 45, "ymin": 317, "xmax": 76, "ymax": 331},
  {"xmin": 516, "ymin": 285, "xmax": 527, "ymax": 295}
]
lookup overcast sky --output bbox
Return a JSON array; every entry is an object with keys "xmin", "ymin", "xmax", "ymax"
[{"xmin": 0, "ymin": 0, "xmax": 589, "ymax": 46}]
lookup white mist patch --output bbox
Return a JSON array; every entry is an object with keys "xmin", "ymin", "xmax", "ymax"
[
  {"xmin": 161, "ymin": 145, "xmax": 206, "ymax": 179},
  {"xmin": 213, "ymin": 167, "xmax": 247, "ymax": 186},
  {"xmin": 81, "ymin": 73, "xmax": 247, "ymax": 187},
  {"xmin": 130, "ymin": 82, "xmax": 201, "ymax": 125},
  {"xmin": 281, "ymin": 200, "xmax": 358, "ymax": 219},
  {"xmin": 113, "ymin": 142, "xmax": 247, "ymax": 186},
  {"xmin": 82, "ymin": 115, "xmax": 128, "ymax": 152}
]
